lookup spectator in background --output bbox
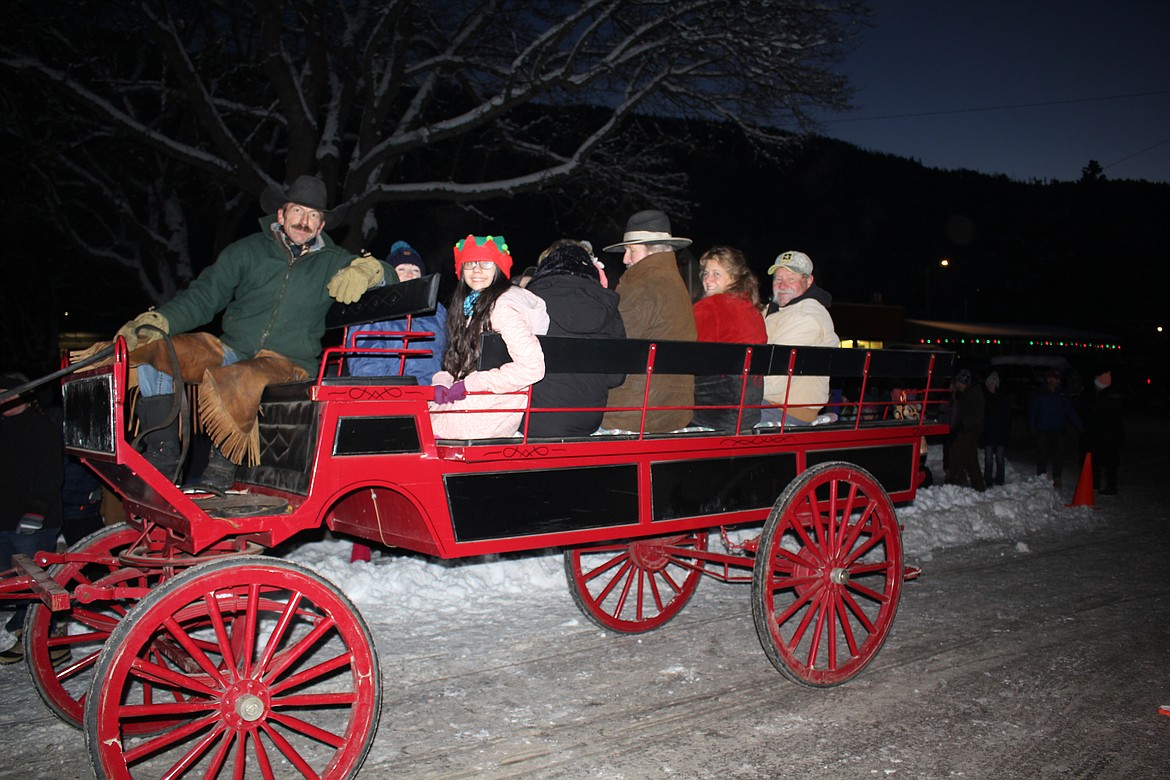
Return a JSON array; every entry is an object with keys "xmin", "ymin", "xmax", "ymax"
[
  {"xmin": 947, "ymin": 369, "xmax": 987, "ymax": 492},
  {"xmin": 41, "ymin": 402, "xmax": 106, "ymax": 546},
  {"xmin": 601, "ymin": 210, "xmax": 697, "ymax": 433},
  {"xmin": 348, "ymin": 241, "xmax": 448, "ymax": 385},
  {"xmin": 759, "ymin": 250, "xmax": 839, "ymax": 426},
  {"xmin": 1079, "ymin": 367, "xmax": 1125, "ymax": 495},
  {"xmin": 980, "ymin": 370, "xmax": 1011, "ymax": 486},
  {"xmin": 690, "ymin": 246, "xmax": 766, "ymax": 431},
  {"xmin": 0, "ymin": 372, "xmax": 64, "ymax": 665},
  {"xmin": 525, "ymin": 240, "xmax": 626, "ymax": 437},
  {"xmin": 1028, "ymin": 368, "xmax": 1083, "ymax": 489},
  {"xmin": 429, "ymin": 235, "xmax": 549, "ymax": 440}
]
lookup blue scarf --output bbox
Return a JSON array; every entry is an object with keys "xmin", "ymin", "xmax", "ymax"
[{"xmin": 462, "ymin": 290, "xmax": 481, "ymax": 317}]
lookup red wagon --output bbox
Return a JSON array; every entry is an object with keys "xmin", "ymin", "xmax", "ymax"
[{"xmin": 2, "ymin": 278, "xmax": 953, "ymax": 778}]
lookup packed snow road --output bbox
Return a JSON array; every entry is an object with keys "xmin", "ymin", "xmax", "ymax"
[{"xmin": 2, "ymin": 413, "xmax": 1167, "ymax": 779}]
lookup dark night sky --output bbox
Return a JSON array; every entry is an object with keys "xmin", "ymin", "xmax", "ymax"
[{"xmin": 819, "ymin": 0, "xmax": 1170, "ymax": 183}]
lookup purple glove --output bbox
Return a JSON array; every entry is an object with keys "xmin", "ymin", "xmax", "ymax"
[{"xmin": 433, "ymin": 380, "xmax": 467, "ymax": 405}]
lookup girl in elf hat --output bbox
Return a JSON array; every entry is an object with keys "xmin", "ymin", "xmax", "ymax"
[{"xmin": 428, "ymin": 235, "xmax": 549, "ymax": 439}]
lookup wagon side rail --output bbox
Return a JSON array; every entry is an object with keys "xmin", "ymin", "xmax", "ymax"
[{"xmin": 471, "ymin": 334, "xmax": 956, "ymax": 440}]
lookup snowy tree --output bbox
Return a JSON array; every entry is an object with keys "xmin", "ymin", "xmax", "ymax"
[{"xmin": 3, "ymin": 0, "xmax": 864, "ymax": 303}]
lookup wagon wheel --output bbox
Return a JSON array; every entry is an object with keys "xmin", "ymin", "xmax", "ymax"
[
  {"xmin": 22, "ymin": 523, "xmax": 159, "ymax": 728},
  {"xmin": 564, "ymin": 532, "xmax": 708, "ymax": 633},
  {"xmin": 85, "ymin": 556, "xmax": 381, "ymax": 780},
  {"xmin": 751, "ymin": 461, "xmax": 903, "ymax": 687}
]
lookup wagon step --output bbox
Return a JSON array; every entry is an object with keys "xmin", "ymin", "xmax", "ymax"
[{"xmin": 7, "ymin": 554, "xmax": 71, "ymax": 611}]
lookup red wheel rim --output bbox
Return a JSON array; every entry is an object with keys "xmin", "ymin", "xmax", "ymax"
[
  {"xmin": 752, "ymin": 463, "xmax": 903, "ymax": 687},
  {"xmin": 23, "ymin": 524, "xmax": 154, "ymax": 729},
  {"xmin": 565, "ymin": 532, "xmax": 708, "ymax": 633},
  {"xmin": 85, "ymin": 557, "xmax": 380, "ymax": 779}
]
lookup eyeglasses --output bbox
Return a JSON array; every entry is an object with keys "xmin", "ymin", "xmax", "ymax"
[{"xmin": 463, "ymin": 260, "xmax": 497, "ymax": 270}]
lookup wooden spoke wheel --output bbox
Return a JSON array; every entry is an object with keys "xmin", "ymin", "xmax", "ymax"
[
  {"xmin": 85, "ymin": 557, "xmax": 381, "ymax": 780},
  {"xmin": 751, "ymin": 462, "xmax": 903, "ymax": 687},
  {"xmin": 564, "ymin": 532, "xmax": 708, "ymax": 633},
  {"xmin": 22, "ymin": 524, "xmax": 159, "ymax": 728}
]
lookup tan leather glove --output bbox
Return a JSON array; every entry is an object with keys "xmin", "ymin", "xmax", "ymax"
[
  {"xmin": 115, "ymin": 310, "xmax": 169, "ymax": 351},
  {"xmin": 327, "ymin": 254, "xmax": 384, "ymax": 304}
]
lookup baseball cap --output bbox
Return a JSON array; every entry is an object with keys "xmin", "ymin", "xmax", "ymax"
[{"xmin": 767, "ymin": 250, "xmax": 813, "ymax": 276}]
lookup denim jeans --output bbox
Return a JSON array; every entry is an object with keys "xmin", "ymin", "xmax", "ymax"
[
  {"xmin": 757, "ymin": 407, "xmax": 812, "ymax": 427},
  {"xmin": 137, "ymin": 344, "xmax": 241, "ymax": 396},
  {"xmin": 1, "ymin": 526, "xmax": 61, "ymax": 631}
]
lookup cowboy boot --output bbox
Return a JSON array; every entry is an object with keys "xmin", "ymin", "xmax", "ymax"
[
  {"xmin": 136, "ymin": 394, "xmax": 182, "ymax": 480},
  {"xmin": 198, "ymin": 445, "xmax": 237, "ymax": 492}
]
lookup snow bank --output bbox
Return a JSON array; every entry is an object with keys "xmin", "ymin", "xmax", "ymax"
[{"xmin": 285, "ymin": 445, "xmax": 1103, "ymax": 613}]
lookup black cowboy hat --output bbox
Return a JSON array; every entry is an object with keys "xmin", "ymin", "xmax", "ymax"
[{"xmin": 260, "ymin": 175, "xmax": 346, "ymax": 227}]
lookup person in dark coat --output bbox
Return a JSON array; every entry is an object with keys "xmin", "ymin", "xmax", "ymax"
[
  {"xmin": 980, "ymin": 371, "xmax": 1012, "ymax": 486},
  {"xmin": 947, "ymin": 369, "xmax": 986, "ymax": 491},
  {"xmin": 525, "ymin": 241, "xmax": 626, "ymax": 437},
  {"xmin": 0, "ymin": 372, "xmax": 64, "ymax": 664},
  {"xmin": 1079, "ymin": 368, "xmax": 1125, "ymax": 495}
]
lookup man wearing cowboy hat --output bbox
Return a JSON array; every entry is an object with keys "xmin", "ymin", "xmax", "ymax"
[
  {"xmin": 107, "ymin": 174, "xmax": 391, "ymax": 488},
  {"xmin": 600, "ymin": 210, "xmax": 697, "ymax": 432}
]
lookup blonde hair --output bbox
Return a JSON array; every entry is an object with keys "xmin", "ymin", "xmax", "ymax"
[{"xmin": 699, "ymin": 246, "xmax": 761, "ymax": 308}]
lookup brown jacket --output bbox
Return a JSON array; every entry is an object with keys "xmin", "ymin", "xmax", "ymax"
[{"xmin": 603, "ymin": 252, "xmax": 697, "ymax": 431}]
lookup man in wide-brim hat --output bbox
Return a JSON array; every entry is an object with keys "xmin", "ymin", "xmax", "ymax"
[
  {"xmin": 602, "ymin": 209, "xmax": 693, "ymax": 266},
  {"xmin": 259, "ymin": 174, "xmax": 347, "ymax": 232},
  {"xmin": 600, "ymin": 209, "xmax": 697, "ymax": 432},
  {"xmin": 77, "ymin": 174, "xmax": 391, "ymax": 490}
]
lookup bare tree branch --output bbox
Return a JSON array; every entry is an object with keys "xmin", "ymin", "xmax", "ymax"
[{"xmin": 3, "ymin": 0, "xmax": 865, "ymax": 303}]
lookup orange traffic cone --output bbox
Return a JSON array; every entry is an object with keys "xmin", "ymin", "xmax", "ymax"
[{"xmin": 1066, "ymin": 453, "xmax": 1095, "ymax": 508}]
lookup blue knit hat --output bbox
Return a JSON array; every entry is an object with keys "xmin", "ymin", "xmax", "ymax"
[{"xmin": 387, "ymin": 240, "xmax": 425, "ymax": 274}]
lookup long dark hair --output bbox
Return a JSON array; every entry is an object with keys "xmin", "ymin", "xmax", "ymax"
[{"xmin": 442, "ymin": 269, "xmax": 513, "ymax": 380}]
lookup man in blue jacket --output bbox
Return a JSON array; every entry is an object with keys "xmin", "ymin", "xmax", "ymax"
[{"xmin": 1027, "ymin": 369, "xmax": 1083, "ymax": 488}]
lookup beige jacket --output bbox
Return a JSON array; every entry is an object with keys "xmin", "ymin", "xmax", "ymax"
[{"xmin": 763, "ymin": 294, "xmax": 838, "ymax": 422}]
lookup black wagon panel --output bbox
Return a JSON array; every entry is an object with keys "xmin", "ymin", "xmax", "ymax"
[
  {"xmin": 651, "ymin": 453, "xmax": 799, "ymax": 521},
  {"xmin": 805, "ymin": 444, "xmax": 915, "ymax": 494},
  {"xmin": 446, "ymin": 464, "xmax": 639, "ymax": 542}
]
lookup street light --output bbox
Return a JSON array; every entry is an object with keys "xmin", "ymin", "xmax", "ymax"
[{"xmin": 925, "ymin": 258, "xmax": 950, "ymax": 318}]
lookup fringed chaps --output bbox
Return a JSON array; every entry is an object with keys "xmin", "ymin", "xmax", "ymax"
[
  {"xmin": 73, "ymin": 334, "xmax": 305, "ymax": 467},
  {"xmin": 198, "ymin": 350, "xmax": 307, "ymax": 467}
]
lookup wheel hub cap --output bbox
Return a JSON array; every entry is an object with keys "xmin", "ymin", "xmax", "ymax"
[
  {"xmin": 830, "ymin": 567, "xmax": 850, "ymax": 585},
  {"xmin": 236, "ymin": 694, "xmax": 265, "ymax": 722},
  {"xmin": 221, "ymin": 679, "xmax": 271, "ymax": 729}
]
